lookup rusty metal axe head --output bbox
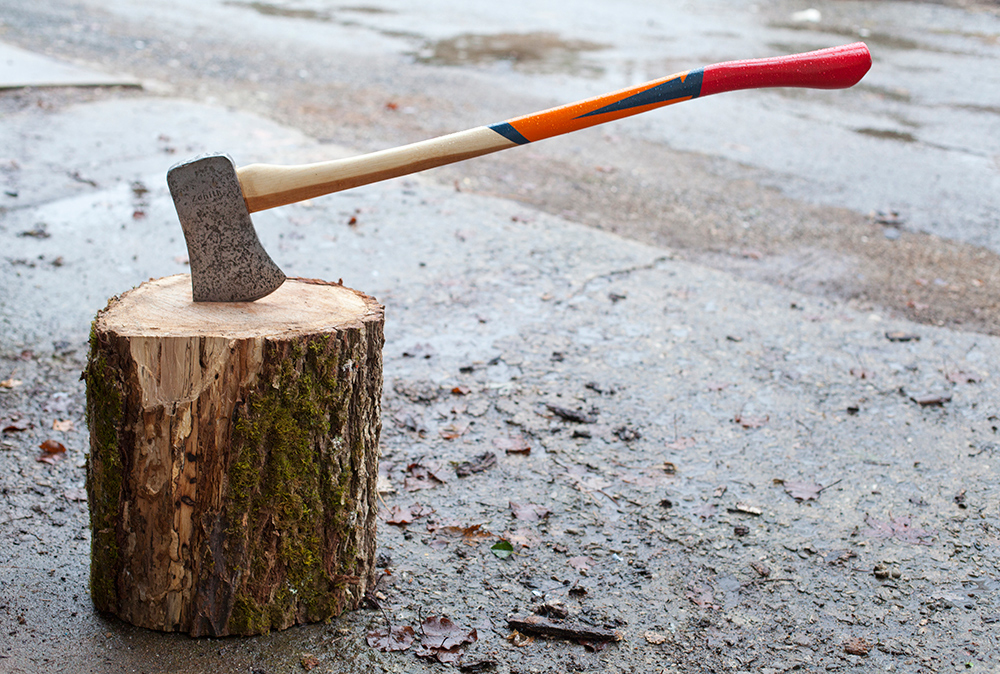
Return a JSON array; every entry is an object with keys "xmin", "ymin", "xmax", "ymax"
[{"xmin": 166, "ymin": 153, "xmax": 285, "ymax": 303}]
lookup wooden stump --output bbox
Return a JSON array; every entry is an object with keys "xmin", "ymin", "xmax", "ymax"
[{"xmin": 84, "ymin": 274, "xmax": 384, "ymax": 636}]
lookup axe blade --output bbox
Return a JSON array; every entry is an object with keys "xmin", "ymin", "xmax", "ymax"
[{"xmin": 166, "ymin": 153, "xmax": 286, "ymax": 302}]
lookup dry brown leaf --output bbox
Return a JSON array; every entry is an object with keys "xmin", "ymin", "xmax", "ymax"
[
  {"xmin": 734, "ymin": 414, "xmax": 768, "ymax": 429},
  {"xmin": 509, "ymin": 501, "xmax": 551, "ymax": 522},
  {"xmin": 439, "ymin": 421, "xmax": 469, "ymax": 440},
  {"xmin": 664, "ymin": 437, "xmax": 695, "ymax": 450},
  {"xmin": 52, "ymin": 419, "xmax": 74, "ymax": 432},
  {"xmin": 843, "ymin": 637, "xmax": 871, "ymax": 656},
  {"xmin": 945, "ymin": 370, "xmax": 983, "ymax": 384},
  {"xmin": 644, "ymin": 631, "xmax": 667, "ymax": 645},
  {"xmin": 366, "ymin": 625, "xmax": 416, "ymax": 652},
  {"xmin": 782, "ymin": 480, "xmax": 823, "ymax": 501},
  {"xmin": 492, "ymin": 434, "xmax": 531, "ymax": 454}
]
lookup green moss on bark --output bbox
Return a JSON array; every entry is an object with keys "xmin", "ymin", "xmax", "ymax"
[
  {"xmin": 225, "ymin": 331, "xmax": 376, "ymax": 633},
  {"xmin": 84, "ymin": 326, "xmax": 126, "ymax": 612}
]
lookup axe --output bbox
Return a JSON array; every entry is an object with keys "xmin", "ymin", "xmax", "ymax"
[{"xmin": 167, "ymin": 42, "xmax": 871, "ymax": 302}]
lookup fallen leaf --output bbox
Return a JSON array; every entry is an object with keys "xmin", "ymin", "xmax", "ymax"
[
  {"xmin": 644, "ymin": 631, "xmax": 667, "ymax": 645},
  {"xmin": 38, "ymin": 439, "xmax": 67, "ymax": 462},
  {"xmin": 584, "ymin": 381, "xmax": 616, "ymax": 395},
  {"xmin": 865, "ymin": 515, "xmax": 934, "ymax": 545},
  {"xmin": 734, "ymin": 414, "xmax": 768, "ymax": 429},
  {"xmin": 0, "ymin": 378, "xmax": 23, "ymax": 388},
  {"xmin": 430, "ymin": 521, "xmax": 493, "ymax": 546},
  {"xmin": 545, "ymin": 404, "xmax": 597, "ymax": 424},
  {"xmin": 460, "ymin": 524, "xmax": 493, "ymax": 545},
  {"xmin": 781, "ymin": 480, "xmax": 823, "ymax": 501},
  {"xmin": 2, "ymin": 420, "xmax": 30, "ymax": 433},
  {"xmin": 567, "ymin": 555, "xmax": 594, "ymax": 572},
  {"xmin": 685, "ymin": 583, "xmax": 720, "ymax": 609},
  {"xmin": 729, "ymin": 502, "xmax": 763, "ymax": 516},
  {"xmin": 385, "ymin": 503, "xmax": 433, "ymax": 526},
  {"xmin": 491, "ymin": 539, "xmax": 514, "ymax": 559},
  {"xmin": 909, "ymin": 392, "xmax": 951, "ymax": 407},
  {"xmin": 824, "ymin": 549, "xmax": 857, "ymax": 566},
  {"xmin": 492, "ymin": 434, "xmax": 531, "ymax": 454},
  {"xmin": 366, "ymin": 625, "xmax": 416, "ymax": 652},
  {"xmin": 451, "ymin": 385, "xmax": 471, "ymax": 395},
  {"xmin": 945, "ymin": 370, "xmax": 983, "ymax": 384},
  {"xmin": 300, "ymin": 654, "xmax": 321, "ymax": 671},
  {"xmin": 393, "ymin": 412, "xmax": 427, "ymax": 435},
  {"xmin": 507, "ymin": 630, "xmax": 533, "ymax": 647},
  {"xmin": 404, "ymin": 462, "xmax": 446, "ymax": 491},
  {"xmin": 507, "ymin": 527, "xmax": 540, "ymax": 549},
  {"xmin": 419, "ymin": 615, "xmax": 478, "ymax": 650},
  {"xmin": 415, "ymin": 643, "xmax": 464, "ymax": 664},
  {"xmin": 843, "ymin": 637, "xmax": 871, "ymax": 656},
  {"xmin": 612, "ymin": 425, "xmax": 641, "ymax": 442},
  {"xmin": 52, "ymin": 419, "xmax": 74, "ymax": 432},
  {"xmin": 575, "ymin": 476, "xmax": 611, "ymax": 493},
  {"xmin": 885, "ymin": 331, "xmax": 920, "ymax": 342},
  {"xmin": 509, "ymin": 501, "xmax": 551, "ymax": 522},
  {"xmin": 439, "ymin": 421, "xmax": 469, "ymax": 440},
  {"xmin": 455, "ymin": 451, "xmax": 496, "ymax": 477}
]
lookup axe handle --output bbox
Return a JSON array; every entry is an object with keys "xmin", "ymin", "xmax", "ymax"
[{"xmin": 238, "ymin": 42, "xmax": 870, "ymax": 213}]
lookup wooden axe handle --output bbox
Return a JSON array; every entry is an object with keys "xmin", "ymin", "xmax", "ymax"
[{"xmin": 238, "ymin": 42, "xmax": 871, "ymax": 213}]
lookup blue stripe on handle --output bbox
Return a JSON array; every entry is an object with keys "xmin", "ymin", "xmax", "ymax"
[
  {"xmin": 489, "ymin": 122, "xmax": 531, "ymax": 145},
  {"xmin": 576, "ymin": 68, "xmax": 705, "ymax": 119}
]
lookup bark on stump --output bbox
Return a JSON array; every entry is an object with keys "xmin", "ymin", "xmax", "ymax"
[{"xmin": 84, "ymin": 274, "xmax": 384, "ymax": 636}]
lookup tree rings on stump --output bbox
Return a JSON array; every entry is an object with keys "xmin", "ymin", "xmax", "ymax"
[{"xmin": 84, "ymin": 274, "xmax": 384, "ymax": 636}]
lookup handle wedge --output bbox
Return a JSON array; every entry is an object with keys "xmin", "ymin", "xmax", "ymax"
[{"xmin": 238, "ymin": 42, "xmax": 871, "ymax": 213}]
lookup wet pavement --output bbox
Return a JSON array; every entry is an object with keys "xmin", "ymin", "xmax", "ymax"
[{"xmin": 1, "ymin": 1, "xmax": 999, "ymax": 672}]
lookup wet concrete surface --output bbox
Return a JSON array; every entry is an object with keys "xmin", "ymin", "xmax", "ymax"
[{"xmin": 1, "ymin": 1, "xmax": 999, "ymax": 672}]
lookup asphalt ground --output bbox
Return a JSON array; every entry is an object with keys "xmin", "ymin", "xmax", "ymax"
[{"xmin": 1, "ymin": 8, "xmax": 999, "ymax": 673}]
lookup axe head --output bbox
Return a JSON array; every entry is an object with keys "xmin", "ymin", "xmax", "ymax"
[{"xmin": 167, "ymin": 153, "xmax": 285, "ymax": 302}]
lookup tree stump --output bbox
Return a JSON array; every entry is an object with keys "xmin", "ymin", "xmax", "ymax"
[{"xmin": 84, "ymin": 274, "xmax": 384, "ymax": 636}]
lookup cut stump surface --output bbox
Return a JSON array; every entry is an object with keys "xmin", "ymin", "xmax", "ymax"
[{"xmin": 85, "ymin": 274, "xmax": 384, "ymax": 636}]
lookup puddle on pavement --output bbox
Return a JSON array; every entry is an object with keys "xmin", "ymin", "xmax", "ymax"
[
  {"xmin": 229, "ymin": 2, "xmax": 395, "ymax": 22},
  {"xmin": 768, "ymin": 23, "xmax": 922, "ymax": 51},
  {"xmin": 854, "ymin": 127, "xmax": 917, "ymax": 143},
  {"xmin": 856, "ymin": 82, "xmax": 913, "ymax": 103},
  {"xmin": 414, "ymin": 32, "xmax": 608, "ymax": 76},
  {"xmin": 235, "ymin": 1, "xmax": 330, "ymax": 21}
]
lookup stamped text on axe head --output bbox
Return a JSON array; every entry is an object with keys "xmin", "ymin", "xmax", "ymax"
[{"xmin": 166, "ymin": 154, "xmax": 285, "ymax": 303}]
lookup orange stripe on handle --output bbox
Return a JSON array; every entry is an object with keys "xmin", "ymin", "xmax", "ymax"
[{"xmin": 498, "ymin": 71, "xmax": 700, "ymax": 143}]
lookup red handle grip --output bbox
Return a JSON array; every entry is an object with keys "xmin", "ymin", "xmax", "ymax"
[{"xmin": 701, "ymin": 42, "xmax": 872, "ymax": 96}]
